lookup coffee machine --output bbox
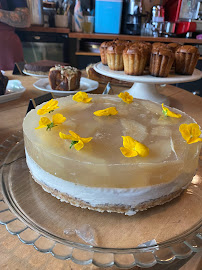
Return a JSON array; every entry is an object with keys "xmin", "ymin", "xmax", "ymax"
[
  {"xmin": 165, "ymin": 0, "xmax": 202, "ymax": 35},
  {"xmin": 121, "ymin": 0, "xmax": 143, "ymax": 35}
]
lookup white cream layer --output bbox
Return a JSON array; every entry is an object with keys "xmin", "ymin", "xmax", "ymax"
[{"xmin": 26, "ymin": 150, "xmax": 192, "ymax": 215}]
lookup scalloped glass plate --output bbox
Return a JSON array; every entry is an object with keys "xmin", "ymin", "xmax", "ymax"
[{"xmin": 0, "ymin": 131, "xmax": 202, "ymax": 268}]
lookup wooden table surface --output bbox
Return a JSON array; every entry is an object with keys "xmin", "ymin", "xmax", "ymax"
[{"xmin": 0, "ymin": 71, "xmax": 202, "ymax": 270}]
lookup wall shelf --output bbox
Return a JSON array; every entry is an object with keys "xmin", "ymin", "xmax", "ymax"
[
  {"xmin": 75, "ymin": 51, "xmax": 100, "ymax": 56},
  {"xmin": 16, "ymin": 26, "xmax": 202, "ymax": 44},
  {"xmin": 17, "ymin": 26, "xmax": 70, "ymax": 34},
  {"xmin": 69, "ymin": 32, "xmax": 202, "ymax": 44}
]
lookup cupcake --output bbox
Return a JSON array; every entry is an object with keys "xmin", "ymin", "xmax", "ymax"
[
  {"xmin": 175, "ymin": 45, "xmax": 200, "ymax": 75},
  {"xmin": 150, "ymin": 47, "xmax": 174, "ymax": 77},
  {"xmin": 107, "ymin": 43, "xmax": 126, "ymax": 71},
  {"xmin": 167, "ymin": 43, "xmax": 181, "ymax": 69},
  {"xmin": 167, "ymin": 43, "xmax": 181, "ymax": 53},
  {"xmin": 137, "ymin": 42, "xmax": 152, "ymax": 66},
  {"xmin": 49, "ymin": 66, "xmax": 81, "ymax": 91},
  {"xmin": 99, "ymin": 41, "xmax": 114, "ymax": 65},
  {"xmin": 123, "ymin": 43, "xmax": 148, "ymax": 75}
]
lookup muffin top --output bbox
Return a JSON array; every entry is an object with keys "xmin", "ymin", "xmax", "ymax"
[
  {"xmin": 100, "ymin": 41, "xmax": 114, "ymax": 53},
  {"xmin": 123, "ymin": 43, "xmax": 148, "ymax": 55},
  {"xmin": 114, "ymin": 39, "xmax": 131, "ymax": 46},
  {"xmin": 138, "ymin": 41, "xmax": 152, "ymax": 49},
  {"xmin": 137, "ymin": 42, "xmax": 152, "ymax": 54},
  {"xmin": 49, "ymin": 65, "xmax": 81, "ymax": 77},
  {"xmin": 176, "ymin": 45, "xmax": 200, "ymax": 54},
  {"xmin": 167, "ymin": 43, "xmax": 181, "ymax": 52},
  {"xmin": 152, "ymin": 47, "xmax": 174, "ymax": 58},
  {"xmin": 152, "ymin": 42, "xmax": 168, "ymax": 50},
  {"xmin": 107, "ymin": 43, "xmax": 126, "ymax": 54},
  {"xmin": 100, "ymin": 41, "xmax": 110, "ymax": 49}
]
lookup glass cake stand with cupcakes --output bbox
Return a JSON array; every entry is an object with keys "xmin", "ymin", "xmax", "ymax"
[
  {"xmin": 0, "ymin": 131, "xmax": 202, "ymax": 269},
  {"xmin": 93, "ymin": 62, "xmax": 202, "ymax": 105}
]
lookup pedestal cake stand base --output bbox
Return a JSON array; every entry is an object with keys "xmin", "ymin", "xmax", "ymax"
[
  {"xmin": 124, "ymin": 82, "xmax": 169, "ymax": 104},
  {"xmin": 94, "ymin": 62, "xmax": 202, "ymax": 104}
]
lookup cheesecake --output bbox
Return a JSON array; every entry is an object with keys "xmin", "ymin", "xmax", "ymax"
[{"xmin": 23, "ymin": 94, "xmax": 202, "ymax": 215}]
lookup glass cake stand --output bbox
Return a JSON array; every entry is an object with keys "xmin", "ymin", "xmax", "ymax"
[
  {"xmin": 94, "ymin": 62, "xmax": 202, "ymax": 105},
  {"xmin": 0, "ymin": 131, "xmax": 202, "ymax": 269}
]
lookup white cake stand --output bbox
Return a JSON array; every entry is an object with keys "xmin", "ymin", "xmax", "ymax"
[{"xmin": 94, "ymin": 62, "xmax": 202, "ymax": 105}]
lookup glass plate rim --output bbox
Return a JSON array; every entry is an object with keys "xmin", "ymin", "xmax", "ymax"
[{"xmin": 0, "ymin": 131, "xmax": 202, "ymax": 267}]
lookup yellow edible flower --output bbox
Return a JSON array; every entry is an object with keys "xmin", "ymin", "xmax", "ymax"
[
  {"xmin": 120, "ymin": 136, "xmax": 149, "ymax": 158},
  {"xmin": 36, "ymin": 113, "xmax": 66, "ymax": 130},
  {"xmin": 118, "ymin": 92, "xmax": 133, "ymax": 104},
  {"xmin": 72, "ymin": 91, "xmax": 92, "ymax": 103},
  {"xmin": 37, "ymin": 99, "xmax": 59, "ymax": 115},
  {"xmin": 94, "ymin": 107, "xmax": 118, "ymax": 116},
  {"xmin": 179, "ymin": 123, "xmax": 202, "ymax": 144},
  {"xmin": 59, "ymin": 130, "xmax": 92, "ymax": 151},
  {"xmin": 162, "ymin": 103, "xmax": 181, "ymax": 118}
]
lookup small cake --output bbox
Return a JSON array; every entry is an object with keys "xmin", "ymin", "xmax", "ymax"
[
  {"xmin": 99, "ymin": 41, "xmax": 114, "ymax": 65},
  {"xmin": 150, "ymin": 47, "xmax": 175, "ymax": 77},
  {"xmin": 140, "ymin": 42, "xmax": 152, "ymax": 66},
  {"xmin": 167, "ymin": 43, "xmax": 181, "ymax": 53},
  {"xmin": 107, "ymin": 43, "xmax": 127, "ymax": 71},
  {"xmin": 167, "ymin": 43, "xmax": 181, "ymax": 68},
  {"xmin": 86, "ymin": 64, "xmax": 132, "ymax": 87},
  {"xmin": 23, "ymin": 94, "xmax": 202, "ymax": 215},
  {"xmin": 24, "ymin": 60, "xmax": 69, "ymax": 75},
  {"xmin": 175, "ymin": 45, "xmax": 200, "ymax": 75},
  {"xmin": 49, "ymin": 65, "xmax": 81, "ymax": 91},
  {"xmin": 123, "ymin": 43, "xmax": 148, "ymax": 75},
  {"xmin": 0, "ymin": 71, "xmax": 8, "ymax": 96}
]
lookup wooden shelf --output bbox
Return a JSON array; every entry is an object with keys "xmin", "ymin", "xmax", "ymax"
[
  {"xmin": 69, "ymin": 32, "xmax": 202, "ymax": 44},
  {"xmin": 17, "ymin": 25, "xmax": 70, "ymax": 34},
  {"xmin": 16, "ymin": 27, "xmax": 202, "ymax": 44},
  {"xmin": 75, "ymin": 51, "xmax": 100, "ymax": 56}
]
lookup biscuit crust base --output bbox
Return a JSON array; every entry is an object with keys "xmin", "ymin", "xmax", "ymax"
[{"xmin": 31, "ymin": 174, "xmax": 184, "ymax": 215}]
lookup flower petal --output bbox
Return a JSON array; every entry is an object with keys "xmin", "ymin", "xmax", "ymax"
[
  {"xmin": 52, "ymin": 113, "xmax": 66, "ymax": 125},
  {"xmin": 120, "ymin": 147, "xmax": 138, "ymax": 157},
  {"xmin": 134, "ymin": 140, "xmax": 149, "ymax": 157},
  {"xmin": 35, "ymin": 117, "xmax": 51, "ymax": 129},
  {"xmin": 59, "ymin": 132, "xmax": 70, "ymax": 140},
  {"xmin": 188, "ymin": 137, "xmax": 202, "ymax": 144},
  {"xmin": 74, "ymin": 140, "xmax": 84, "ymax": 151},
  {"xmin": 189, "ymin": 123, "xmax": 202, "ymax": 137},
  {"xmin": 121, "ymin": 136, "xmax": 149, "ymax": 158},
  {"xmin": 94, "ymin": 107, "xmax": 118, "ymax": 116},
  {"xmin": 80, "ymin": 137, "xmax": 93, "ymax": 143},
  {"xmin": 60, "ymin": 130, "xmax": 93, "ymax": 150},
  {"xmin": 179, "ymin": 123, "xmax": 202, "ymax": 144},
  {"xmin": 179, "ymin": 124, "xmax": 191, "ymax": 142},
  {"xmin": 72, "ymin": 91, "xmax": 92, "ymax": 103},
  {"xmin": 162, "ymin": 103, "xmax": 181, "ymax": 118},
  {"xmin": 68, "ymin": 130, "xmax": 81, "ymax": 141},
  {"xmin": 118, "ymin": 92, "xmax": 133, "ymax": 104},
  {"xmin": 35, "ymin": 125, "xmax": 46, "ymax": 130},
  {"xmin": 122, "ymin": 136, "xmax": 136, "ymax": 149},
  {"xmin": 37, "ymin": 99, "xmax": 59, "ymax": 115}
]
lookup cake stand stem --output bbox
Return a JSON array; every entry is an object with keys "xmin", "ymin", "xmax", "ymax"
[{"xmin": 123, "ymin": 82, "xmax": 170, "ymax": 105}]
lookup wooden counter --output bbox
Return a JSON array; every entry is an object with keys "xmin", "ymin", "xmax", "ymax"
[{"xmin": 0, "ymin": 71, "xmax": 202, "ymax": 270}]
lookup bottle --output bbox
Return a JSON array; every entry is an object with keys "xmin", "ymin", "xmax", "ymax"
[{"xmin": 74, "ymin": 0, "xmax": 83, "ymax": 32}]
